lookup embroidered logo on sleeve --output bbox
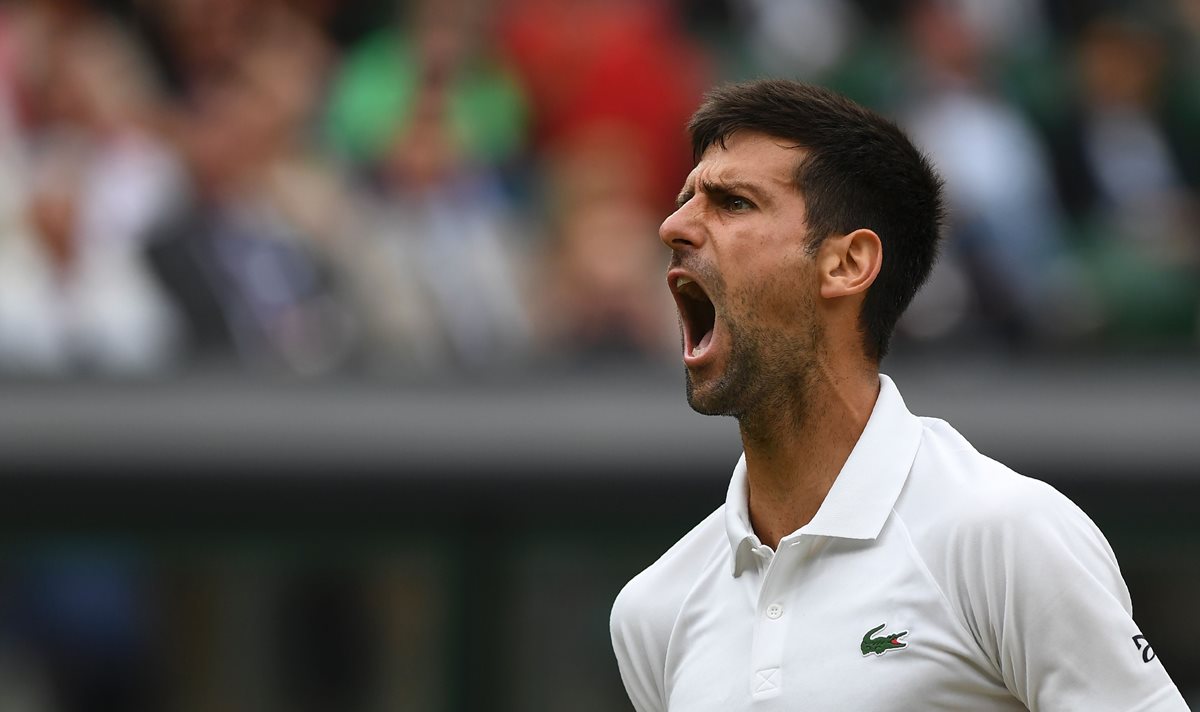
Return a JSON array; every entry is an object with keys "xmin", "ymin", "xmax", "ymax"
[
  {"xmin": 861, "ymin": 623, "xmax": 908, "ymax": 656},
  {"xmin": 1132, "ymin": 634, "xmax": 1156, "ymax": 663}
]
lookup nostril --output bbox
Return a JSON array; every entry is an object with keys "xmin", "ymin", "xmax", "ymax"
[
  {"xmin": 660, "ymin": 218, "xmax": 702, "ymax": 250},
  {"xmin": 668, "ymin": 235, "xmax": 697, "ymax": 250}
]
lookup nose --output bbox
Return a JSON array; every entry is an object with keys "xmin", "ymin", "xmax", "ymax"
[{"xmin": 659, "ymin": 200, "xmax": 704, "ymax": 252}]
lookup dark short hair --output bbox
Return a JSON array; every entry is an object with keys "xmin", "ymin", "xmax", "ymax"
[{"xmin": 687, "ymin": 79, "xmax": 945, "ymax": 362}]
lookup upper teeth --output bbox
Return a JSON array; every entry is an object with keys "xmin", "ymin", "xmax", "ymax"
[{"xmin": 676, "ymin": 277, "xmax": 693, "ymax": 289}]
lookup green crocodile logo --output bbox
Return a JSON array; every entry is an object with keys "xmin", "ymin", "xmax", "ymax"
[{"xmin": 861, "ymin": 623, "xmax": 908, "ymax": 656}]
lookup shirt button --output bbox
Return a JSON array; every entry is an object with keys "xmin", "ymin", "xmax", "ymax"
[{"xmin": 766, "ymin": 603, "xmax": 784, "ymax": 620}]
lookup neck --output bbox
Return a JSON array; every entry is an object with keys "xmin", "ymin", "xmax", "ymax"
[{"xmin": 738, "ymin": 363, "xmax": 880, "ymax": 549}]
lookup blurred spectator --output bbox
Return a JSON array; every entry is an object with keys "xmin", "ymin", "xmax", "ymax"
[
  {"xmin": 324, "ymin": 0, "xmax": 532, "ymax": 372},
  {"xmin": 499, "ymin": 0, "xmax": 710, "ymax": 208},
  {"xmin": 898, "ymin": 0, "xmax": 1099, "ymax": 348},
  {"xmin": 0, "ymin": 0, "xmax": 1197, "ymax": 378},
  {"xmin": 135, "ymin": 0, "xmax": 264, "ymax": 99},
  {"xmin": 340, "ymin": 117, "xmax": 533, "ymax": 372},
  {"xmin": 325, "ymin": 0, "xmax": 528, "ymax": 177},
  {"xmin": 732, "ymin": 0, "xmax": 863, "ymax": 78},
  {"xmin": 937, "ymin": 0, "xmax": 1050, "ymax": 55},
  {"xmin": 1046, "ymin": 15, "xmax": 1200, "ymax": 341},
  {"xmin": 496, "ymin": 0, "xmax": 709, "ymax": 364},
  {"xmin": 534, "ymin": 128, "xmax": 676, "ymax": 364},
  {"xmin": 3, "ymin": 555, "xmax": 162, "ymax": 712},
  {"xmin": 0, "ymin": 1, "xmax": 183, "ymax": 375},
  {"xmin": 145, "ymin": 1, "xmax": 356, "ymax": 375}
]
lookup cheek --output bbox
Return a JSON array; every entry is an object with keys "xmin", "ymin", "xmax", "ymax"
[{"xmin": 733, "ymin": 258, "xmax": 814, "ymax": 323}]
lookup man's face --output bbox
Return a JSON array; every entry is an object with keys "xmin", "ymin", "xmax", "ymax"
[{"xmin": 660, "ymin": 131, "xmax": 823, "ymax": 418}]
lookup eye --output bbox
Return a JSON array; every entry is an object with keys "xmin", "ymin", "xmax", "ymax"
[{"xmin": 724, "ymin": 196, "xmax": 753, "ymax": 212}]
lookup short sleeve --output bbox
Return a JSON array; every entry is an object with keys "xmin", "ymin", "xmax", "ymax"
[
  {"xmin": 949, "ymin": 481, "xmax": 1189, "ymax": 712},
  {"xmin": 610, "ymin": 583, "xmax": 667, "ymax": 712}
]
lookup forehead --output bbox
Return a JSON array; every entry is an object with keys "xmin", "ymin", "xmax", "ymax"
[{"xmin": 686, "ymin": 131, "xmax": 804, "ymax": 189}]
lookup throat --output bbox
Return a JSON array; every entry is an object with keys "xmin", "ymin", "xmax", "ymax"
[
  {"xmin": 744, "ymin": 446, "xmax": 840, "ymax": 547},
  {"xmin": 736, "ymin": 396, "xmax": 811, "ymax": 449},
  {"xmin": 738, "ymin": 378, "xmax": 877, "ymax": 548}
]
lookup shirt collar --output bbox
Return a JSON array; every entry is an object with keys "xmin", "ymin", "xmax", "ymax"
[{"xmin": 724, "ymin": 374, "xmax": 923, "ymax": 576}]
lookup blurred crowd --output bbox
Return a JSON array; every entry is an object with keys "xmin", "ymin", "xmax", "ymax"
[{"xmin": 0, "ymin": 0, "xmax": 1198, "ymax": 378}]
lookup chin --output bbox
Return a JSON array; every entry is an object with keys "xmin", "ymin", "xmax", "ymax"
[{"xmin": 684, "ymin": 369, "xmax": 741, "ymax": 417}]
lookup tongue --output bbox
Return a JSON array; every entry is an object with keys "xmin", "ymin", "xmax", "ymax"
[{"xmin": 694, "ymin": 328, "xmax": 713, "ymax": 355}]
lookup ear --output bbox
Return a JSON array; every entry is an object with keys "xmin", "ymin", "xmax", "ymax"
[{"xmin": 817, "ymin": 228, "xmax": 882, "ymax": 300}]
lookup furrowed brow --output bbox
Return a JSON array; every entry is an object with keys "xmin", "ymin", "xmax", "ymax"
[
  {"xmin": 698, "ymin": 178, "xmax": 766, "ymax": 204},
  {"xmin": 676, "ymin": 177, "xmax": 771, "ymax": 209}
]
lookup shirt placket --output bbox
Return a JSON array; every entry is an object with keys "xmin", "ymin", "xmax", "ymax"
[{"xmin": 748, "ymin": 537, "xmax": 805, "ymax": 703}]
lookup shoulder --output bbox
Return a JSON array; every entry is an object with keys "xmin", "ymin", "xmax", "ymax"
[
  {"xmin": 611, "ymin": 506, "xmax": 728, "ymax": 633},
  {"xmin": 609, "ymin": 507, "xmax": 728, "ymax": 712},
  {"xmin": 894, "ymin": 420, "xmax": 1188, "ymax": 709},
  {"xmin": 899, "ymin": 417, "xmax": 1101, "ymax": 539},
  {"xmin": 895, "ymin": 416, "xmax": 1127, "ymax": 611}
]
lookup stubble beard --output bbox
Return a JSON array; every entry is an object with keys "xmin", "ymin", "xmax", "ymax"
[
  {"xmin": 674, "ymin": 244, "xmax": 824, "ymax": 436},
  {"xmin": 684, "ymin": 315, "xmax": 762, "ymax": 417},
  {"xmin": 684, "ymin": 302, "xmax": 823, "ymax": 437}
]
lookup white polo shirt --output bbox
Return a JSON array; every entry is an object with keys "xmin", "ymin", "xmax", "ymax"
[{"xmin": 611, "ymin": 375, "xmax": 1187, "ymax": 711}]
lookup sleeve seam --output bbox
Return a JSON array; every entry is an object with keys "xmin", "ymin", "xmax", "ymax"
[
  {"xmin": 659, "ymin": 521, "xmax": 732, "ymax": 711},
  {"xmin": 891, "ymin": 507, "xmax": 1004, "ymax": 679}
]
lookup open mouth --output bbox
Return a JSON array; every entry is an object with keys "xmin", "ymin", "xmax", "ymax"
[{"xmin": 670, "ymin": 273, "xmax": 717, "ymax": 361}]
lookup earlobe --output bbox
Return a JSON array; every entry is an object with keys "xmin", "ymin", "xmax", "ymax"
[{"xmin": 819, "ymin": 229, "xmax": 882, "ymax": 299}]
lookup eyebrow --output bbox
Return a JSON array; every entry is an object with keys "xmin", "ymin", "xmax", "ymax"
[{"xmin": 676, "ymin": 178, "xmax": 770, "ymax": 209}]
